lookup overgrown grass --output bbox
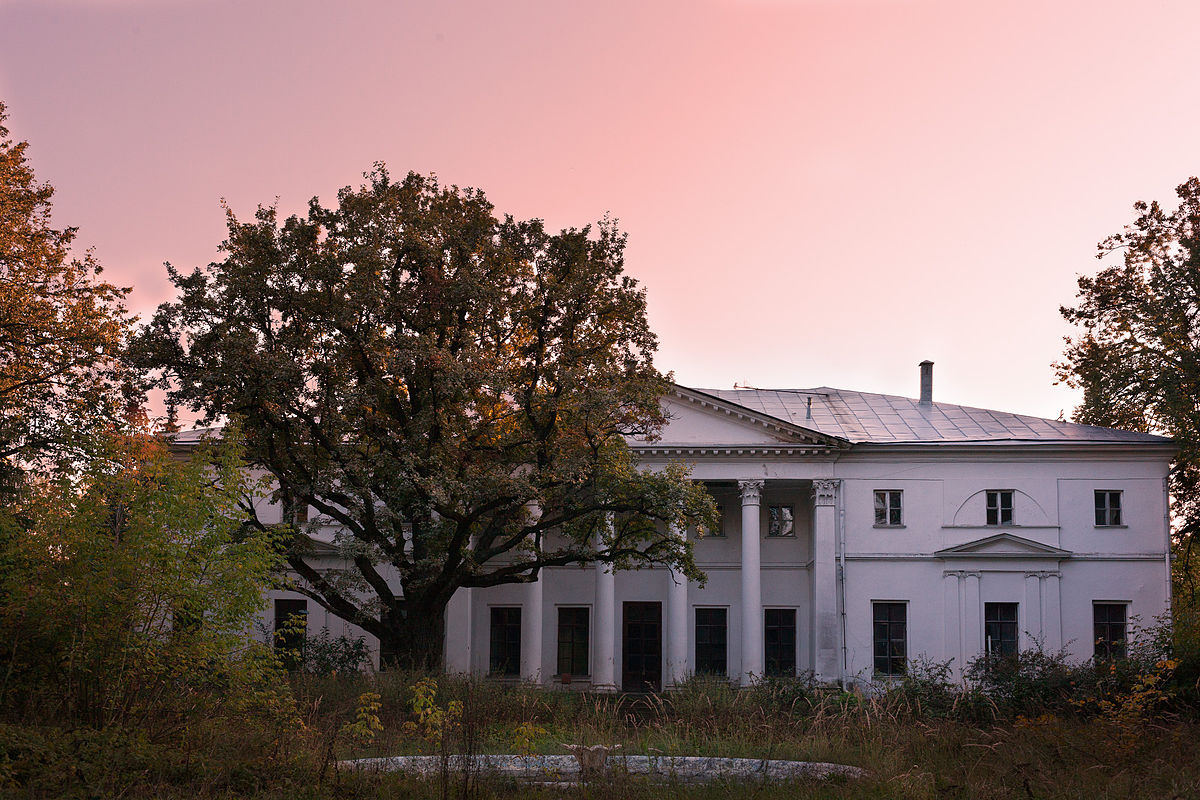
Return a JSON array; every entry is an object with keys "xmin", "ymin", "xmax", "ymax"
[{"xmin": 3, "ymin": 648, "xmax": 1197, "ymax": 799}]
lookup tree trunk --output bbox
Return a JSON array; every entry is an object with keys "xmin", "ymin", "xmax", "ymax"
[{"xmin": 377, "ymin": 603, "xmax": 446, "ymax": 671}]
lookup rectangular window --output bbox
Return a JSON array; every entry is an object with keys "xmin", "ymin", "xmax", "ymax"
[
  {"xmin": 557, "ymin": 607, "xmax": 590, "ymax": 677},
  {"xmin": 986, "ymin": 491, "xmax": 1014, "ymax": 526},
  {"xmin": 1095, "ymin": 491, "xmax": 1123, "ymax": 527},
  {"xmin": 489, "ymin": 607, "xmax": 522, "ymax": 676},
  {"xmin": 273, "ymin": 598, "xmax": 307, "ymax": 670},
  {"xmin": 764, "ymin": 609, "xmax": 797, "ymax": 677},
  {"xmin": 874, "ymin": 490, "xmax": 903, "ymax": 526},
  {"xmin": 273, "ymin": 489, "xmax": 309, "ymax": 526},
  {"xmin": 768, "ymin": 505, "xmax": 795, "ymax": 537},
  {"xmin": 872, "ymin": 602, "xmax": 907, "ymax": 676},
  {"xmin": 984, "ymin": 602, "xmax": 1019, "ymax": 658},
  {"xmin": 1094, "ymin": 603, "xmax": 1127, "ymax": 660},
  {"xmin": 694, "ymin": 608, "xmax": 728, "ymax": 676}
]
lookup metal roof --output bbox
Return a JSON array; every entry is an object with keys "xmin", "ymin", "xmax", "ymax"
[{"xmin": 691, "ymin": 387, "xmax": 1172, "ymax": 446}]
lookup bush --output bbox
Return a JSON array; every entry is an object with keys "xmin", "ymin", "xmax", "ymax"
[{"xmin": 301, "ymin": 628, "xmax": 371, "ymax": 676}]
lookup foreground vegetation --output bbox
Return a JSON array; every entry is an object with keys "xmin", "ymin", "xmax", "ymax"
[{"xmin": 3, "ymin": 652, "xmax": 1199, "ymax": 799}]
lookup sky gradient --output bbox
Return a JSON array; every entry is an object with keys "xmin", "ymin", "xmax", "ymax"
[{"xmin": 3, "ymin": 0, "xmax": 1199, "ymax": 421}]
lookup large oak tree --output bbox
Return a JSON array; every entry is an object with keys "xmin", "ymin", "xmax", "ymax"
[
  {"xmin": 1057, "ymin": 178, "xmax": 1200, "ymax": 599},
  {"xmin": 138, "ymin": 167, "xmax": 714, "ymax": 667}
]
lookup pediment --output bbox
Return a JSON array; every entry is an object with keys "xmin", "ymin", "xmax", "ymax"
[
  {"xmin": 935, "ymin": 533, "xmax": 1070, "ymax": 559},
  {"xmin": 635, "ymin": 386, "xmax": 848, "ymax": 449}
]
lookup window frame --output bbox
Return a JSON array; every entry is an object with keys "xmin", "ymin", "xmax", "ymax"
[
  {"xmin": 1093, "ymin": 602, "xmax": 1128, "ymax": 660},
  {"xmin": 1094, "ymin": 490, "xmax": 1123, "ymax": 527},
  {"xmin": 764, "ymin": 608, "xmax": 797, "ymax": 677},
  {"xmin": 767, "ymin": 504, "xmax": 796, "ymax": 538},
  {"xmin": 984, "ymin": 602, "xmax": 1019, "ymax": 658},
  {"xmin": 872, "ymin": 601, "xmax": 907, "ymax": 677},
  {"xmin": 874, "ymin": 489, "xmax": 904, "ymax": 527},
  {"xmin": 489, "ymin": 606, "xmax": 522, "ymax": 677},
  {"xmin": 694, "ymin": 607, "xmax": 728, "ymax": 676},
  {"xmin": 985, "ymin": 490, "xmax": 1014, "ymax": 526},
  {"xmin": 556, "ymin": 606, "xmax": 590, "ymax": 678},
  {"xmin": 702, "ymin": 504, "xmax": 727, "ymax": 538},
  {"xmin": 273, "ymin": 598, "xmax": 308, "ymax": 670}
]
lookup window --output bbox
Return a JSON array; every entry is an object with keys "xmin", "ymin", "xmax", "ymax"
[
  {"xmin": 874, "ymin": 490, "xmax": 903, "ymax": 526},
  {"xmin": 984, "ymin": 602, "xmax": 1019, "ymax": 658},
  {"xmin": 557, "ymin": 607, "xmax": 589, "ymax": 677},
  {"xmin": 695, "ymin": 608, "xmax": 728, "ymax": 675},
  {"xmin": 1095, "ymin": 491, "xmax": 1123, "ymax": 527},
  {"xmin": 985, "ymin": 491, "xmax": 1014, "ymax": 526},
  {"xmin": 274, "ymin": 598, "xmax": 307, "ymax": 670},
  {"xmin": 489, "ymin": 607, "xmax": 522, "ymax": 676},
  {"xmin": 768, "ymin": 505, "xmax": 795, "ymax": 537},
  {"xmin": 1094, "ymin": 603, "xmax": 1127, "ymax": 660},
  {"xmin": 872, "ymin": 602, "xmax": 907, "ymax": 676},
  {"xmin": 273, "ymin": 489, "xmax": 309, "ymax": 526},
  {"xmin": 764, "ymin": 609, "xmax": 797, "ymax": 677}
]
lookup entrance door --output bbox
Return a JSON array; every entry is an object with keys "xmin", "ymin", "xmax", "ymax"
[{"xmin": 622, "ymin": 602, "xmax": 662, "ymax": 692}]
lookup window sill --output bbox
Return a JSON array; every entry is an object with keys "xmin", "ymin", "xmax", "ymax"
[
  {"xmin": 1094, "ymin": 525, "xmax": 1129, "ymax": 529},
  {"xmin": 873, "ymin": 524, "xmax": 906, "ymax": 529},
  {"xmin": 765, "ymin": 535, "xmax": 797, "ymax": 540}
]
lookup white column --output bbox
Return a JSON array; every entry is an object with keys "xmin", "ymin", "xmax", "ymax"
[
  {"xmin": 739, "ymin": 479, "xmax": 764, "ymax": 686},
  {"xmin": 1043, "ymin": 572, "xmax": 1063, "ymax": 651},
  {"xmin": 943, "ymin": 572, "xmax": 961, "ymax": 677},
  {"xmin": 666, "ymin": 522, "xmax": 689, "ymax": 688},
  {"xmin": 592, "ymin": 522, "xmax": 617, "ymax": 692},
  {"xmin": 812, "ymin": 479, "xmax": 840, "ymax": 684},
  {"xmin": 1022, "ymin": 573, "xmax": 1043, "ymax": 651},
  {"xmin": 964, "ymin": 571, "xmax": 982, "ymax": 658},
  {"xmin": 443, "ymin": 587, "xmax": 473, "ymax": 674},
  {"xmin": 521, "ymin": 572, "xmax": 543, "ymax": 683}
]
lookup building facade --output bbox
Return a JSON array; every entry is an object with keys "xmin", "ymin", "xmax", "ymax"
[{"xmin": 259, "ymin": 364, "xmax": 1174, "ymax": 689}]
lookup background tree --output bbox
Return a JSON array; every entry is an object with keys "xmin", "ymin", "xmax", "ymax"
[
  {"xmin": 1057, "ymin": 177, "xmax": 1200, "ymax": 599},
  {"xmin": 0, "ymin": 101, "xmax": 133, "ymax": 497},
  {"xmin": 137, "ymin": 167, "xmax": 716, "ymax": 668}
]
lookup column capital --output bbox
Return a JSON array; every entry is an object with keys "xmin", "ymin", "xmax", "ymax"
[
  {"xmin": 812, "ymin": 478, "xmax": 840, "ymax": 506},
  {"xmin": 738, "ymin": 479, "xmax": 765, "ymax": 505}
]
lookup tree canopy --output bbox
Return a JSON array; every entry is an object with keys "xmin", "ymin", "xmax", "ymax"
[
  {"xmin": 137, "ymin": 167, "xmax": 715, "ymax": 666},
  {"xmin": 0, "ymin": 101, "xmax": 133, "ymax": 496},
  {"xmin": 1057, "ymin": 177, "xmax": 1200, "ymax": 597}
]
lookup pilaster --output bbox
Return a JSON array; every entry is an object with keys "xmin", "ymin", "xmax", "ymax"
[{"xmin": 811, "ymin": 478, "xmax": 840, "ymax": 683}]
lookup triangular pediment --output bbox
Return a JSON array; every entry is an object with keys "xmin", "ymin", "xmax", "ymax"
[
  {"xmin": 633, "ymin": 386, "xmax": 849, "ymax": 449},
  {"xmin": 935, "ymin": 533, "xmax": 1071, "ymax": 559}
]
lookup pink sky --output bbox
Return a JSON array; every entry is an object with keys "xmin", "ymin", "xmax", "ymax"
[{"xmin": 3, "ymin": 0, "xmax": 1199, "ymax": 421}]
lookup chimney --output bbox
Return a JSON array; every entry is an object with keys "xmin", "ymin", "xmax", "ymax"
[{"xmin": 919, "ymin": 360, "xmax": 934, "ymax": 406}]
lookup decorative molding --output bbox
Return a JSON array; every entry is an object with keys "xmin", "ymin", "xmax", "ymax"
[
  {"xmin": 1024, "ymin": 570, "xmax": 1062, "ymax": 579},
  {"xmin": 812, "ymin": 478, "xmax": 840, "ymax": 506},
  {"xmin": 738, "ymin": 479, "xmax": 764, "ymax": 504}
]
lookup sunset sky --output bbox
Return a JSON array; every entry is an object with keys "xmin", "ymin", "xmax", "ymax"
[{"xmin": 2, "ymin": 0, "xmax": 1199, "ymax": 421}]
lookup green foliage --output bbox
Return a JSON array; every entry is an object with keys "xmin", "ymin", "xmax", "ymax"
[
  {"xmin": 299, "ymin": 627, "xmax": 371, "ymax": 676},
  {"xmin": 135, "ymin": 166, "xmax": 717, "ymax": 668},
  {"xmin": 401, "ymin": 677, "xmax": 462, "ymax": 746},
  {"xmin": 340, "ymin": 692, "xmax": 384, "ymax": 748},
  {"xmin": 0, "ymin": 427, "xmax": 282, "ymax": 728}
]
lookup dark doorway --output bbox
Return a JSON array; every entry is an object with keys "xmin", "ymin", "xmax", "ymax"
[{"xmin": 622, "ymin": 601, "xmax": 662, "ymax": 692}]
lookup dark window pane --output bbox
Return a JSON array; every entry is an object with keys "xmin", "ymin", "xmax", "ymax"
[
  {"xmin": 1093, "ymin": 603, "xmax": 1127, "ymax": 660},
  {"xmin": 557, "ymin": 607, "xmax": 589, "ymax": 676},
  {"xmin": 695, "ymin": 608, "xmax": 727, "ymax": 675},
  {"xmin": 764, "ymin": 609, "xmax": 796, "ymax": 677},
  {"xmin": 984, "ymin": 602, "xmax": 1018, "ymax": 658},
  {"xmin": 274, "ymin": 598, "xmax": 308, "ymax": 671},
  {"xmin": 490, "ymin": 607, "xmax": 522, "ymax": 676},
  {"xmin": 872, "ymin": 602, "xmax": 906, "ymax": 676}
]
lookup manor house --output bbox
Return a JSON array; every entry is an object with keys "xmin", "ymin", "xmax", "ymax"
[{"xmin": 244, "ymin": 362, "xmax": 1174, "ymax": 689}]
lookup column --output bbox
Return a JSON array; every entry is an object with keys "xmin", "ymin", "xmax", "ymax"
[
  {"xmin": 943, "ymin": 572, "xmax": 961, "ymax": 676},
  {"xmin": 811, "ymin": 479, "xmax": 840, "ymax": 684},
  {"xmin": 1022, "ymin": 573, "xmax": 1043, "ymax": 651},
  {"xmin": 739, "ymin": 479, "xmax": 764, "ymax": 686},
  {"xmin": 521, "ymin": 571, "xmax": 543, "ymax": 683},
  {"xmin": 1042, "ymin": 572, "xmax": 1063, "ymax": 651},
  {"xmin": 666, "ymin": 522, "xmax": 689, "ymax": 688},
  {"xmin": 592, "ymin": 522, "xmax": 617, "ymax": 692},
  {"xmin": 443, "ymin": 586, "xmax": 473, "ymax": 674},
  {"xmin": 964, "ymin": 571, "xmax": 982, "ymax": 658}
]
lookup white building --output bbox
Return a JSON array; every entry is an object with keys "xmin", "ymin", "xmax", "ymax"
[{"xmin": 260, "ymin": 362, "xmax": 1174, "ymax": 690}]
